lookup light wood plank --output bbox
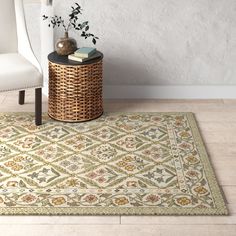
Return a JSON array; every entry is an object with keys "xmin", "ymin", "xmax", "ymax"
[
  {"xmin": 0, "ymin": 225, "xmax": 235, "ymax": 236},
  {"xmin": 0, "ymin": 94, "xmax": 6, "ymax": 104},
  {"xmin": 204, "ymin": 143, "xmax": 236, "ymax": 157},
  {"xmin": 216, "ymin": 172, "xmax": 236, "ymax": 186},
  {"xmin": 195, "ymin": 112, "xmax": 236, "ymax": 122},
  {"xmin": 199, "ymin": 132, "xmax": 236, "ymax": 144},
  {"xmin": 0, "ymin": 216, "xmax": 120, "ymax": 225},
  {"xmin": 223, "ymin": 99, "xmax": 236, "ymax": 104},
  {"xmin": 121, "ymin": 204, "xmax": 235, "ymax": 225},
  {"xmin": 104, "ymin": 101, "xmax": 236, "ymax": 113},
  {"xmin": 199, "ymin": 122, "xmax": 236, "ymax": 130},
  {"xmin": 223, "ymin": 186, "xmax": 236, "ymax": 203},
  {"xmin": 105, "ymin": 99, "xmax": 224, "ymax": 104}
]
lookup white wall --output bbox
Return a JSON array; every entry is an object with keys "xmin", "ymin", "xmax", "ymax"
[
  {"xmin": 53, "ymin": 0, "xmax": 236, "ymax": 86},
  {"xmin": 24, "ymin": 0, "xmax": 236, "ymax": 98}
]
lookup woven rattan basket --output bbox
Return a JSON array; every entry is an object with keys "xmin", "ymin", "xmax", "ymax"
[{"xmin": 48, "ymin": 56, "xmax": 103, "ymax": 122}]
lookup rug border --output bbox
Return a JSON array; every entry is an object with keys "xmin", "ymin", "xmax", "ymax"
[
  {"xmin": 185, "ymin": 113, "xmax": 228, "ymax": 215},
  {"xmin": 0, "ymin": 112, "xmax": 229, "ymax": 216}
]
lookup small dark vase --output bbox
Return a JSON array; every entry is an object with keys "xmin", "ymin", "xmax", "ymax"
[{"xmin": 56, "ymin": 32, "xmax": 77, "ymax": 56}]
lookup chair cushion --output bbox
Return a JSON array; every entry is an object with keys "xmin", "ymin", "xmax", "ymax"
[{"xmin": 0, "ymin": 53, "xmax": 43, "ymax": 92}]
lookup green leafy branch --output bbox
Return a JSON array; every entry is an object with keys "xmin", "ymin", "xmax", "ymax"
[{"xmin": 43, "ymin": 2, "xmax": 99, "ymax": 44}]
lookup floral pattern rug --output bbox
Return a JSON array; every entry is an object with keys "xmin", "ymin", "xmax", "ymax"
[{"xmin": 0, "ymin": 112, "xmax": 227, "ymax": 215}]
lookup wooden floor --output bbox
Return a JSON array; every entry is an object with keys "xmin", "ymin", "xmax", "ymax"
[{"xmin": 0, "ymin": 90, "xmax": 236, "ymax": 236}]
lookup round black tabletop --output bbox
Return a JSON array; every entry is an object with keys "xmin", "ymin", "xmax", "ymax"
[{"xmin": 48, "ymin": 51, "xmax": 103, "ymax": 66}]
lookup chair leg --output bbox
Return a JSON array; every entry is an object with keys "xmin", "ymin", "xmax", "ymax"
[
  {"xmin": 35, "ymin": 88, "xmax": 42, "ymax": 126},
  {"xmin": 19, "ymin": 90, "xmax": 25, "ymax": 105}
]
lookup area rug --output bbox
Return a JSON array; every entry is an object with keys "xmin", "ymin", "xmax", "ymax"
[{"xmin": 0, "ymin": 112, "xmax": 228, "ymax": 215}]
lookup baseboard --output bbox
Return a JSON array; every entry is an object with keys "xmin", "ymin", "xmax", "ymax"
[
  {"xmin": 43, "ymin": 85, "xmax": 236, "ymax": 99},
  {"xmin": 104, "ymin": 85, "xmax": 236, "ymax": 99}
]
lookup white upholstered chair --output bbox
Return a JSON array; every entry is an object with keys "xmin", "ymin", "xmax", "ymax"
[{"xmin": 0, "ymin": 0, "xmax": 43, "ymax": 125}]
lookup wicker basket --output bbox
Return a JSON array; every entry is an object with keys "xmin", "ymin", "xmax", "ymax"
[{"xmin": 48, "ymin": 59, "xmax": 103, "ymax": 122}]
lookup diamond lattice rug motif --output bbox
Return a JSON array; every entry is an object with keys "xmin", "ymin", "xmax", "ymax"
[{"xmin": 0, "ymin": 113, "xmax": 228, "ymax": 215}]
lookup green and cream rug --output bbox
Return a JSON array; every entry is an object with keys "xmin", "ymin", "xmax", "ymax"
[{"xmin": 0, "ymin": 113, "xmax": 228, "ymax": 215}]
